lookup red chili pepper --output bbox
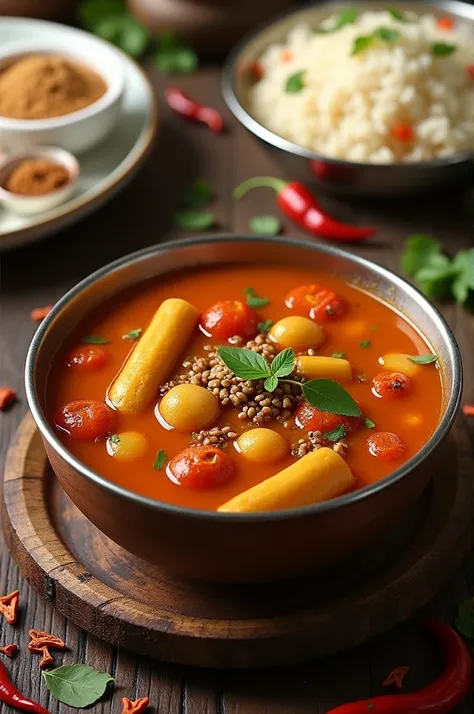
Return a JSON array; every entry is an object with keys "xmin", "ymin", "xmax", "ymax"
[
  {"xmin": 0, "ymin": 661, "xmax": 50, "ymax": 714},
  {"xmin": 233, "ymin": 176, "xmax": 376, "ymax": 242},
  {"xmin": 165, "ymin": 88, "xmax": 224, "ymax": 133},
  {"xmin": 325, "ymin": 621, "xmax": 472, "ymax": 713}
]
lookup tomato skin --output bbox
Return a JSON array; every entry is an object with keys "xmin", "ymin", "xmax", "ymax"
[
  {"xmin": 295, "ymin": 402, "xmax": 363, "ymax": 434},
  {"xmin": 168, "ymin": 446, "xmax": 235, "ymax": 490},
  {"xmin": 56, "ymin": 400, "xmax": 116, "ymax": 441},
  {"xmin": 285, "ymin": 284, "xmax": 345, "ymax": 323},
  {"xmin": 368, "ymin": 432, "xmax": 405, "ymax": 461},
  {"xmin": 373, "ymin": 372, "xmax": 412, "ymax": 399},
  {"xmin": 66, "ymin": 346, "xmax": 107, "ymax": 371},
  {"xmin": 392, "ymin": 123, "xmax": 415, "ymax": 142},
  {"xmin": 200, "ymin": 300, "xmax": 258, "ymax": 340}
]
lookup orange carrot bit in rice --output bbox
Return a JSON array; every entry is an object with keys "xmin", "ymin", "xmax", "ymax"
[
  {"xmin": 382, "ymin": 666, "xmax": 409, "ymax": 689},
  {"xmin": 250, "ymin": 61, "xmax": 264, "ymax": 80},
  {"xmin": 121, "ymin": 697, "xmax": 150, "ymax": 714},
  {"xmin": 466, "ymin": 65, "xmax": 474, "ymax": 79},
  {"xmin": 31, "ymin": 305, "xmax": 52, "ymax": 322},
  {"xmin": 281, "ymin": 50, "xmax": 294, "ymax": 62},
  {"xmin": 438, "ymin": 16, "xmax": 455, "ymax": 31},
  {"xmin": 0, "ymin": 644, "xmax": 18, "ymax": 658},
  {"xmin": 0, "ymin": 591, "xmax": 19, "ymax": 625},
  {"xmin": 0, "ymin": 387, "xmax": 17, "ymax": 411},
  {"xmin": 462, "ymin": 404, "xmax": 474, "ymax": 416}
]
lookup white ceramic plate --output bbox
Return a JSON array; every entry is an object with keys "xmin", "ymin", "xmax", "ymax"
[{"xmin": 0, "ymin": 17, "xmax": 158, "ymax": 252}]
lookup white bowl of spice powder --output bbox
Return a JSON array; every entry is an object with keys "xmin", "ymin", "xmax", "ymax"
[{"xmin": 0, "ymin": 35, "xmax": 124, "ymax": 155}]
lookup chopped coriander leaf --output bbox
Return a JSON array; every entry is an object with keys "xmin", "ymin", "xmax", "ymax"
[
  {"xmin": 352, "ymin": 26, "xmax": 400, "ymax": 54},
  {"xmin": 386, "ymin": 7, "xmax": 409, "ymax": 22},
  {"xmin": 315, "ymin": 7, "xmax": 358, "ymax": 33},
  {"xmin": 174, "ymin": 210, "xmax": 216, "ymax": 231},
  {"xmin": 123, "ymin": 328, "xmax": 142, "ymax": 340},
  {"xmin": 407, "ymin": 354, "xmax": 438, "ymax": 365},
  {"xmin": 432, "ymin": 42, "xmax": 456, "ymax": 57},
  {"xmin": 154, "ymin": 31, "xmax": 199, "ymax": 73},
  {"xmin": 110, "ymin": 434, "xmax": 120, "ymax": 444},
  {"xmin": 360, "ymin": 340, "xmax": 372, "ymax": 348},
  {"xmin": 285, "ymin": 70, "xmax": 305, "ymax": 93},
  {"xmin": 369, "ymin": 324, "xmax": 379, "ymax": 332},
  {"xmin": 364, "ymin": 417, "xmax": 376, "ymax": 429},
  {"xmin": 374, "ymin": 27, "xmax": 401, "ymax": 42},
  {"xmin": 153, "ymin": 449, "xmax": 167, "ymax": 470},
  {"xmin": 352, "ymin": 35, "xmax": 374, "ymax": 55},
  {"xmin": 244, "ymin": 287, "xmax": 270, "ymax": 308},
  {"xmin": 82, "ymin": 336, "xmax": 109, "ymax": 344},
  {"xmin": 258, "ymin": 319, "xmax": 273, "ymax": 333},
  {"xmin": 324, "ymin": 424, "xmax": 347, "ymax": 441},
  {"xmin": 331, "ymin": 352, "xmax": 346, "ymax": 359},
  {"xmin": 249, "ymin": 215, "xmax": 281, "ymax": 236}
]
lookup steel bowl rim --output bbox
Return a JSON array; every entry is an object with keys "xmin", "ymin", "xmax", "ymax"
[
  {"xmin": 222, "ymin": 0, "xmax": 474, "ymax": 170},
  {"xmin": 25, "ymin": 234, "xmax": 462, "ymax": 523}
]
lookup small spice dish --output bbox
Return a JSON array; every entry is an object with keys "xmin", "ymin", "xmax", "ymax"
[{"xmin": 0, "ymin": 146, "xmax": 79, "ymax": 216}]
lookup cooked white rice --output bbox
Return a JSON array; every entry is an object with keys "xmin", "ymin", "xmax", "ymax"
[{"xmin": 250, "ymin": 9, "xmax": 474, "ymax": 163}]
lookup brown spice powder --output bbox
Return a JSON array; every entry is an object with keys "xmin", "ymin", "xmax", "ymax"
[
  {"xmin": 0, "ymin": 54, "xmax": 107, "ymax": 120},
  {"xmin": 6, "ymin": 159, "xmax": 69, "ymax": 195}
]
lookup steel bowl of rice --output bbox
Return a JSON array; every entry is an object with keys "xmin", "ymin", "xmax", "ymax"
[{"xmin": 223, "ymin": 1, "xmax": 474, "ymax": 195}]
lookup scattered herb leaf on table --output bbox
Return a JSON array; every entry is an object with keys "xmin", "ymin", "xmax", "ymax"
[
  {"xmin": 42, "ymin": 664, "xmax": 114, "ymax": 708},
  {"xmin": 249, "ymin": 215, "xmax": 281, "ymax": 236}
]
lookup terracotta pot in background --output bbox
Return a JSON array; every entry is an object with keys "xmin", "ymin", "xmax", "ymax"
[
  {"xmin": 0, "ymin": 0, "xmax": 79, "ymax": 21},
  {"xmin": 127, "ymin": 0, "xmax": 294, "ymax": 55}
]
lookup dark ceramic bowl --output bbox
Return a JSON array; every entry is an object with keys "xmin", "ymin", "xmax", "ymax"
[
  {"xmin": 222, "ymin": 0, "xmax": 474, "ymax": 196},
  {"xmin": 25, "ymin": 236, "xmax": 462, "ymax": 582}
]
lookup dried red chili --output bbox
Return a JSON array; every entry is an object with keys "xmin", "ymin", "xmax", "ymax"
[
  {"xmin": 30, "ymin": 306, "xmax": 52, "ymax": 322},
  {"xmin": 28, "ymin": 630, "xmax": 66, "ymax": 669},
  {"xmin": 0, "ymin": 388, "xmax": 17, "ymax": 412},
  {"xmin": 325, "ymin": 621, "xmax": 472, "ymax": 713},
  {"xmin": 233, "ymin": 176, "xmax": 376, "ymax": 242},
  {"xmin": 462, "ymin": 404, "xmax": 474, "ymax": 416},
  {"xmin": 121, "ymin": 697, "xmax": 150, "ymax": 714},
  {"xmin": 0, "ymin": 591, "xmax": 19, "ymax": 625},
  {"xmin": 382, "ymin": 666, "xmax": 409, "ymax": 689},
  {"xmin": 165, "ymin": 88, "xmax": 224, "ymax": 133},
  {"xmin": 0, "ymin": 645, "xmax": 17, "ymax": 658},
  {"xmin": 0, "ymin": 661, "xmax": 50, "ymax": 714}
]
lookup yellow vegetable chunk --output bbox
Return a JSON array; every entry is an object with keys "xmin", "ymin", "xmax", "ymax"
[
  {"xmin": 218, "ymin": 447, "xmax": 354, "ymax": 513},
  {"xmin": 342, "ymin": 320, "xmax": 369, "ymax": 339},
  {"xmin": 109, "ymin": 298, "xmax": 199, "ymax": 414},
  {"xmin": 236, "ymin": 428, "xmax": 288, "ymax": 464},
  {"xmin": 379, "ymin": 353, "xmax": 422, "ymax": 378},
  {"xmin": 107, "ymin": 432, "xmax": 148, "ymax": 461},
  {"xmin": 269, "ymin": 316, "xmax": 325, "ymax": 352},
  {"xmin": 403, "ymin": 412, "xmax": 424, "ymax": 428},
  {"xmin": 296, "ymin": 356, "xmax": 352, "ymax": 383},
  {"xmin": 159, "ymin": 384, "xmax": 220, "ymax": 431}
]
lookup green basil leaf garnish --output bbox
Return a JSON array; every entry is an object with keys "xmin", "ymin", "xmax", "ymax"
[
  {"xmin": 42, "ymin": 664, "xmax": 114, "ymax": 708},
  {"xmin": 407, "ymin": 354, "xmax": 438, "ymax": 364},
  {"xmin": 285, "ymin": 70, "xmax": 305, "ymax": 93},
  {"xmin": 82, "ymin": 336, "xmax": 109, "ymax": 344},
  {"xmin": 302, "ymin": 379, "xmax": 362, "ymax": 416},
  {"xmin": 217, "ymin": 347, "xmax": 271, "ymax": 380}
]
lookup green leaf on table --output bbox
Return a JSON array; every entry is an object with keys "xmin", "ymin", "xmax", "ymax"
[
  {"xmin": 180, "ymin": 179, "xmax": 212, "ymax": 209},
  {"xmin": 257, "ymin": 319, "xmax": 273, "ymax": 334},
  {"xmin": 364, "ymin": 417, "xmax": 376, "ymax": 429},
  {"xmin": 42, "ymin": 664, "xmax": 114, "ymax": 708},
  {"xmin": 302, "ymin": 379, "xmax": 362, "ymax": 416},
  {"xmin": 416, "ymin": 254, "xmax": 457, "ymax": 300},
  {"xmin": 118, "ymin": 18, "xmax": 150, "ymax": 57},
  {"xmin": 360, "ymin": 340, "xmax": 372, "ymax": 349},
  {"xmin": 324, "ymin": 424, "xmax": 347, "ymax": 442},
  {"xmin": 78, "ymin": 0, "xmax": 124, "ymax": 28},
  {"xmin": 452, "ymin": 249, "xmax": 474, "ymax": 304},
  {"xmin": 432, "ymin": 42, "xmax": 457, "ymax": 57},
  {"xmin": 174, "ymin": 210, "xmax": 216, "ymax": 231},
  {"xmin": 401, "ymin": 235, "xmax": 443, "ymax": 276},
  {"xmin": 315, "ymin": 7, "xmax": 358, "ymax": 33},
  {"xmin": 271, "ymin": 348, "xmax": 295, "ymax": 378},
  {"xmin": 264, "ymin": 375, "xmax": 279, "ymax": 393},
  {"xmin": 82, "ymin": 336, "xmax": 109, "ymax": 344},
  {"xmin": 285, "ymin": 71, "xmax": 305, "ymax": 93},
  {"xmin": 153, "ymin": 449, "xmax": 167, "ymax": 470},
  {"xmin": 78, "ymin": 0, "xmax": 151, "ymax": 57},
  {"xmin": 407, "ymin": 354, "xmax": 438, "ymax": 364},
  {"xmin": 217, "ymin": 347, "xmax": 271, "ymax": 380},
  {"xmin": 331, "ymin": 352, "xmax": 346, "ymax": 359},
  {"xmin": 249, "ymin": 215, "xmax": 281, "ymax": 236},
  {"xmin": 154, "ymin": 30, "xmax": 199, "ymax": 74},
  {"xmin": 455, "ymin": 598, "xmax": 474, "ymax": 639},
  {"xmin": 244, "ymin": 287, "xmax": 270, "ymax": 308},
  {"xmin": 122, "ymin": 328, "xmax": 142, "ymax": 341}
]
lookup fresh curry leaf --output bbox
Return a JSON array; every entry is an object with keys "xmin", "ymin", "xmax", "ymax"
[
  {"xmin": 324, "ymin": 424, "xmax": 346, "ymax": 442},
  {"xmin": 315, "ymin": 7, "xmax": 358, "ymax": 33},
  {"xmin": 331, "ymin": 352, "xmax": 346, "ymax": 359},
  {"xmin": 302, "ymin": 379, "xmax": 362, "ymax": 417},
  {"xmin": 352, "ymin": 35, "xmax": 374, "ymax": 55},
  {"xmin": 110, "ymin": 434, "xmax": 120, "ymax": 445},
  {"xmin": 180, "ymin": 179, "xmax": 212, "ymax": 209},
  {"xmin": 285, "ymin": 71, "xmax": 305, "ymax": 93},
  {"xmin": 174, "ymin": 210, "xmax": 216, "ymax": 231},
  {"xmin": 42, "ymin": 664, "xmax": 114, "ymax": 708},
  {"xmin": 455, "ymin": 599, "xmax": 474, "ymax": 639},
  {"xmin": 432, "ymin": 42, "xmax": 457, "ymax": 57},
  {"xmin": 264, "ymin": 375, "xmax": 279, "ymax": 393},
  {"xmin": 217, "ymin": 347, "xmax": 271, "ymax": 380},
  {"xmin": 249, "ymin": 215, "xmax": 281, "ymax": 236},
  {"xmin": 360, "ymin": 340, "xmax": 372, "ymax": 349},
  {"xmin": 244, "ymin": 287, "xmax": 270, "ymax": 308},
  {"xmin": 123, "ymin": 328, "xmax": 142, "ymax": 340},
  {"xmin": 153, "ymin": 449, "xmax": 167, "ymax": 470},
  {"xmin": 408, "ymin": 354, "xmax": 438, "ymax": 364},
  {"xmin": 271, "ymin": 348, "xmax": 295, "ymax": 378},
  {"xmin": 257, "ymin": 319, "xmax": 273, "ymax": 333},
  {"xmin": 82, "ymin": 336, "xmax": 109, "ymax": 344},
  {"xmin": 364, "ymin": 417, "xmax": 376, "ymax": 429}
]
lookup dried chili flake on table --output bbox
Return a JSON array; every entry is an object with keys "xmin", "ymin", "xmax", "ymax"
[
  {"xmin": 121, "ymin": 697, "xmax": 150, "ymax": 714},
  {"xmin": 0, "ymin": 387, "xmax": 17, "ymax": 412},
  {"xmin": 27, "ymin": 630, "xmax": 66, "ymax": 669},
  {"xmin": 382, "ymin": 666, "xmax": 409, "ymax": 689},
  {"xmin": 30, "ymin": 306, "xmax": 52, "ymax": 322},
  {"xmin": 0, "ymin": 645, "xmax": 18, "ymax": 658},
  {"xmin": 0, "ymin": 591, "xmax": 19, "ymax": 625},
  {"xmin": 462, "ymin": 404, "xmax": 474, "ymax": 416},
  {"xmin": 165, "ymin": 88, "xmax": 224, "ymax": 133}
]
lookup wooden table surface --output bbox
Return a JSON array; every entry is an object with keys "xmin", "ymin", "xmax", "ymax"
[{"xmin": 0, "ymin": 67, "xmax": 473, "ymax": 713}]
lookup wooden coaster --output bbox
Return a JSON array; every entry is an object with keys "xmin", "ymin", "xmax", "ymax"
[{"xmin": 2, "ymin": 414, "xmax": 472, "ymax": 669}]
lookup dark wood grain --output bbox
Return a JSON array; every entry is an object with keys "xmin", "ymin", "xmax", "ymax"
[{"xmin": 0, "ymin": 66, "xmax": 473, "ymax": 711}]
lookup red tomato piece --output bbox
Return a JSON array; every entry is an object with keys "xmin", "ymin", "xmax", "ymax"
[
  {"xmin": 372, "ymin": 372, "xmax": 412, "ymax": 399},
  {"xmin": 56, "ymin": 400, "xmax": 115, "ymax": 441},
  {"xmin": 437, "ymin": 16, "xmax": 454, "ymax": 30},
  {"xmin": 295, "ymin": 402, "xmax": 363, "ymax": 434},
  {"xmin": 67, "ymin": 346, "xmax": 108, "ymax": 371},
  {"xmin": 285, "ymin": 284, "xmax": 345, "ymax": 322},
  {"xmin": 368, "ymin": 432, "xmax": 405, "ymax": 461},
  {"xmin": 168, "ymin": 446, "xmax": 235, "ymax": 490},
  {"xmin": 200, "ymin": 300, "xmax": 258, "ymax": 340},
  {"xmin": 392, "ymin": 123, "xmax": 415, "ymax": 142},
  {"xmin": 281, "ymin": 49, "xmax": 293, "ymax": 62}
]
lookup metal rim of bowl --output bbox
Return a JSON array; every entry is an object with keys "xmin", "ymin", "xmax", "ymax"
[
  {"xmin": 25, "ymin": 234, "xmax": 462, "ymax": 523},
  {"xmin": 222, "ymin": 0, "xmax": 474, "ymax": 170}
]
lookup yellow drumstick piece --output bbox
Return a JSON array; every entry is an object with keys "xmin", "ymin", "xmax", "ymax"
[
  {"xmin": 296, "ymin": 356, "xmax": 352, "ymax": 383},
  {"xmin": 109, "ymin": 298, "xmax": 199, "ymax": 414},
  {"xmin": 218, "ymin": 447, "xmax": 354, "ymax": 513}
]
